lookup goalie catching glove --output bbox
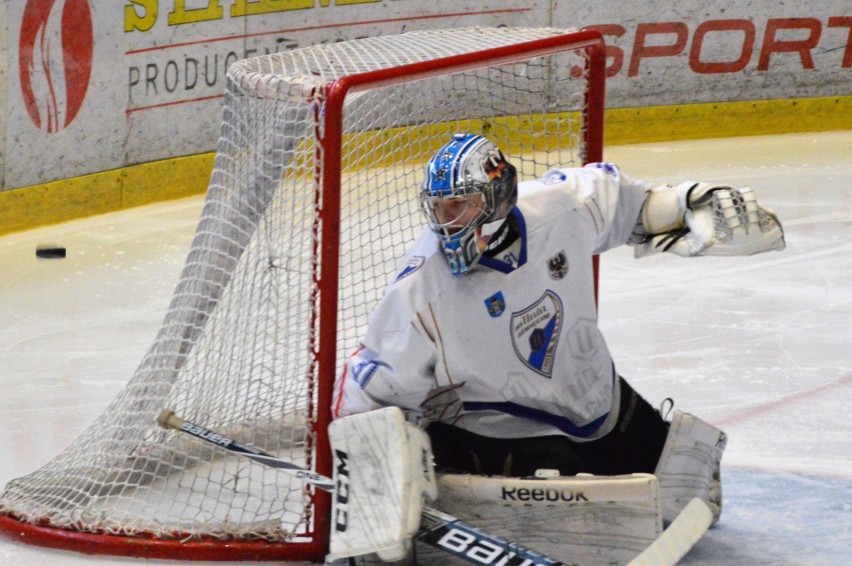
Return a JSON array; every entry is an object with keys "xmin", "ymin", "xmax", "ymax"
[{"xmin": 635, "ymin": 181, "xmax": 785, "ymax": 258}]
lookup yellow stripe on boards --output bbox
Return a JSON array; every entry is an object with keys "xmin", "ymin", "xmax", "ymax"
[
  {"xmin": 0, "ymin": 154, "xmax": 213, "ymax": 237},
  {"xmin": 606, "ymin": 96, "xmax": 851, "ymax": 145}
]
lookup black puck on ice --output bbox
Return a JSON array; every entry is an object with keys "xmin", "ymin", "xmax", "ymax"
[{"xmin": 36, "ymin": 246, "xmax": 67, "ymax": 259}]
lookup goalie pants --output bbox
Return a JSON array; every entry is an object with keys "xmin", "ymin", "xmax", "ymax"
[{"xmin": 426, "ymin": 377, "xmax": 669, "ymax": 477}]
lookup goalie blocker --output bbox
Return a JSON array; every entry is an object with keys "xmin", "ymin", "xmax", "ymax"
[{"xmin": 327, "ymin": 407, "xmax": 438, "ymax": 562}]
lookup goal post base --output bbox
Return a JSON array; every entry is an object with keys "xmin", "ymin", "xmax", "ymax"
[{"xmin": 0, "ymin": 514, "xmax": 325, "ymax": 562}]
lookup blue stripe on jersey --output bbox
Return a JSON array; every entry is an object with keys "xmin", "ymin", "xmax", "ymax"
[{"xmin": 461, "ymin": 400, "xmax": 609, "ymax": 438}]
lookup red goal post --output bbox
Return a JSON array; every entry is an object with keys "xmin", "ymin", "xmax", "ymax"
[{"xmin": 0, "ymin": 27, "xmax": 605, "ymax": 562}]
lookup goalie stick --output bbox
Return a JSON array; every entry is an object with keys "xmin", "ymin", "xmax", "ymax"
[{"xmin": 157, "ymin": 409, "xmax": 710, "ymax": 566}]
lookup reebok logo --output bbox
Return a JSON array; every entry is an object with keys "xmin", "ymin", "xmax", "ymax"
[{"xmin": 502, "ymin": 486, "xmax": 589, "ymax": 502}]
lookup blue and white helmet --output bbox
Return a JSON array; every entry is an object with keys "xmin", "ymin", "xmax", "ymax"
[{"xmin": 421, "ymin": 133, "xmax": 518, "ymax": 276}]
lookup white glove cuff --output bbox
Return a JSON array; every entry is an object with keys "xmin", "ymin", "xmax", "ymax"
[{"xmin": 641, "ymin": 183, "xmax": 689, "ymax": 235}]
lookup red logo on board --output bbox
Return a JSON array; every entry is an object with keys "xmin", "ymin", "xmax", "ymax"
[{"xmin": 19, "ymin": 0, "xmax": 93, "ymax": 133}]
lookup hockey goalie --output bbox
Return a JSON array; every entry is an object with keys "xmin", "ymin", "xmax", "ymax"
[{"xmin": 331, "ymin": 133, "xmax": 785, "ymax": 563}]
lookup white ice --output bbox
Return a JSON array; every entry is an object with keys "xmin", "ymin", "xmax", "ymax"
[{"xmin": 0, "ymin": 131, "xmax": 850, "ymax": 565}]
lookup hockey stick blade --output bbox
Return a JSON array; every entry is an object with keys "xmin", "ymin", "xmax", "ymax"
[
  {"xmin": 627, "ymin": 498, "xmax": 713, "ymax": 566},
  {"xmin": 157, "ymin": 409, "xmax": 572, "ymax": 565}
]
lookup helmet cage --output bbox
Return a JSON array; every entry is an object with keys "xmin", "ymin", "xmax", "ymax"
[{"xmin": 420, "ymin": 188, "xmax": 492, "ymax": 236}]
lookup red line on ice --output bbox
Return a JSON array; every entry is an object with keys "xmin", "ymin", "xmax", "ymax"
[{"xmin": 713, "ymin": 373, "xmax": 852, "ymax": 427}]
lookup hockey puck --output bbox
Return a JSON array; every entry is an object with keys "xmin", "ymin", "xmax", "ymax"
[{"xmin": 36, "ymin": 246, "xmax": 67, "ymax": 259}]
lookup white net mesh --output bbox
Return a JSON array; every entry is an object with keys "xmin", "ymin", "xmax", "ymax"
[{"xmin": 0, "ymin": 27, "xmax": 601, "ymax": 558}]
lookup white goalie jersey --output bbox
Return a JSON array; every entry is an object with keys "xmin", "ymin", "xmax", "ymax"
[{"xmin": 333, "ymin": 163, "xmax": 651, "ymax": 440}]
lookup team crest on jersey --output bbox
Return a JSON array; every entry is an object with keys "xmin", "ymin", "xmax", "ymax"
[
  {"xmin": 548, "ymin": 251, "xmax": 568, "ymax": 280},
  {"xmin": 484, "ymin": 291, "xmax": 506, "ymax": 317},
  {"xmin": 510, "ymin": 290, "xmax": 563, "ymax": 378},
  {"xmin": 395, "ymin": 256, "xmax": 425, "ymax": 282}
]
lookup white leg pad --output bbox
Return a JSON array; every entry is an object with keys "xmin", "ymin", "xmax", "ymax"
[
  {"xmin": 327, "ymin": 407, "xmax": 438, "ymax": 562},
  {"xmin": 415, "ymin": 472, "xmax": 663, "ymax": 566},
  {"xmin": 654, "ymin": 411, "xmax": 727, "ymax": 524}
]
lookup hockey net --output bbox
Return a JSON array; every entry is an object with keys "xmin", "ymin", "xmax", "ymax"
[{"xmin": 0, "ymin": 27, "xmax": 604, "ymax": 561}]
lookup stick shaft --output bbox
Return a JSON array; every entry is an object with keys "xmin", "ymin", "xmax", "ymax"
[{"xmin": 157, "ymin": 409, "xmax": 334, "ymax": 490}]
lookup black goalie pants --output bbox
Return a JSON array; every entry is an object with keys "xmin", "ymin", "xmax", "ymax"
[{"xmin": 426, "ymin": 377, "xmax": 670, "ymax": 477}]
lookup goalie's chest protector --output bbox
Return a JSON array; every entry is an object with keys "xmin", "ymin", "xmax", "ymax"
[{"xmin": 403, "ymin": 182, "xmax": 616, "ymax": 439}]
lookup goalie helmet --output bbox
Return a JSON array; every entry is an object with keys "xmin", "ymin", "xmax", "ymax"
[{"xmin": 421, "ymin": 133, "xmax": 518, "ymax": 276}]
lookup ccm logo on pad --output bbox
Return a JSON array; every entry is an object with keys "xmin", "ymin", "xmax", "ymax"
[{"xmin": 333, "ymin": 449, "xmax": 350, "ymax": 532}]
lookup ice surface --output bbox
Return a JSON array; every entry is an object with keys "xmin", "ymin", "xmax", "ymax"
[{"xmin": 0, "ymin": 131, "xmax": 849, "ymax": 565}]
